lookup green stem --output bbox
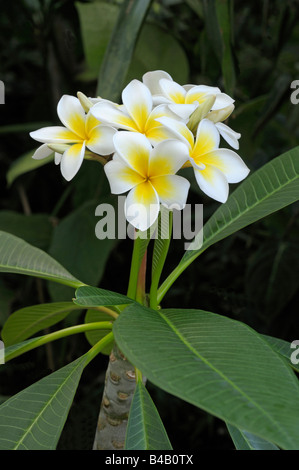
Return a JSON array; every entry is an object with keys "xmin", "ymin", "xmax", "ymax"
[
  {"xmin": 127, "ymin": 231, "xmax": 149, "ymax": 300},
  {"xmin": 150, "ymin": 211, "xmax": 173, "ymax": 310},
  {"xmin": 6, "ymin": 322, "xmax": 113, "ymax": 362},
  {"xmin": 94, "ymin": 306, "xmax": 119, "ymax": 319},
  {"xmin": 135, "ymin": 249, "xmax": 147, "ymax": 304}
]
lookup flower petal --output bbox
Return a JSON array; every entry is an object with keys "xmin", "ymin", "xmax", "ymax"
[
  {"xmin": 144, "ymin": 104, "xmax": 187, "ymax": 145},
  {"xmin": 122, "ymin": 80, "xmax": 152, "ymax": 133},
  {"xmin": 142, "ymin": 70, "xmax": 173, "ymax": 95},
  {"xmin": 104, "ymin": 158, "xmax": 145, "ymax": 194},
  {"xmin": 113, "ymin": 131, "xmax": 152, "ymax": 177},
  {"xmin": 85, "ymin": 111, "xmax": 101, "ymax": 135},
  {"xmin": 149, "ymin": 140, "xmax": 189, "ymax": 177},
  {"xmin": 57, "ymin": 95, "xmax": 86, "ymax": 139},
  {"xmin": 185, "ymin": 85, "xmax": 220, "ymax": 105},
  {"xmin": 168, "ymin": 103, "xmax": 197, "ymax": 120},
  {"xmin": 60, "ymin": 142, "xmax": 85, "ymax": 181},
  {"xmin": 87, "ymin": 125, "xmax": 116, "ymax": 155},
  {"xmin": 212, "ymin": 93, "xmax": 234, "ymax": 110},
  {"xmin": 91, "ymin": 101, "xmax": 137, "ymax": 131},
  {"xmin": 159, "ymin": 79, "xmax": 186, "ymax": 104},
  {"xmin": 30, "ymin": 126, "xmax": 82, "ymax": 144},
  {"xmin": 151, "ymin": 175, "xmax": 190, "ymax": 209},
  {"xmin": 191, "ymin": 119, "xmax": 220, "ymax": 161},
  {"xmin": 54, "ymin": 153, "xmax": 62, "ymax": 165},
  {"xmin": 32, "ymin": 144, "xmax": 53, "ymax": 160},
  {"xmin": 194, "ymin": 165, "xmax": 229, "ymax": 203},
  {"xmin": 125, "ymin": 182, "xmax": 160, "ymax": 231},
  {"xmin": 155, "ymin": 116, "xmax": 194, "ymax": 149},
  {"xmin": 200, "ymin": 148, "xmax": 249, "ymax": 183},
  {"xmin": 215, "ymin": 122, "xmax": 241, "ymax": 150}
]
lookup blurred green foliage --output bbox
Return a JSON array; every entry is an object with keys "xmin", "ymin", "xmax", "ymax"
[{"xmin": 0, "ymin": 0, "xmax": 298, "ymax": 450}]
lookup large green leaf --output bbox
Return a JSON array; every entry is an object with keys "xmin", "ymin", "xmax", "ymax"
[
  {"xmin": 215, "ymin": 0, "xmax": 236, "ymax": 96},
  {"xmin": 75, "ymin": 1, "xmax": 119, "ymax": 81},
  {"xmin": 226, "ymin": 423, "xmax": 279, "ymax": 450},
  {"xmin": 1, "ymin": 302, "xmax": 83, "ymax": 346},
  {"xmin": 114, "ymin": 305, "xmax": 299, "ymax": 449},
  {"xmin": 76, "ymin": 2, "xmax": 188, "ymax": 87},
  {"xmin": 96, "ymin": 0, "xmax": 153, "ymax": 100},
  {"xmin": 158, "ymin": 147, "xmax": 299, "ymax": 302},
  {"xmin": 126, "ymin": 23, "xmax": 189, "ymax": 85},
  {"xmin": 74, "ymin": 285, "xmax": 134, "ymax": 308},
  {"xmin": 0, "ymin": 355, "xmax": 87, "ymax": 450},
  {"xmin": 0, "ymin": 231, "xmax": 83, "ymax": 287},
  {"xmin": 125, "ymin": 381, "xmax": 172, "ymax": 450}
]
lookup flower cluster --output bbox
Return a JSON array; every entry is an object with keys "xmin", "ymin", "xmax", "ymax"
[{"xmin": 30, "ymin": 70, "xmax": 249, "ymax": 230}]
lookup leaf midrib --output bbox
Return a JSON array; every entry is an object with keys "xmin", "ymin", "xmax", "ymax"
[{"xmin": 9, "ymin": 356, "xmax": 86, "ymax": 450}]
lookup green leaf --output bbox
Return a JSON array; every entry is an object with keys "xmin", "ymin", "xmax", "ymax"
[
  {"xmin": 126, "ymin": 23, "xmax": 189, "ymax": 85},
  {"xmin": 6, "ymin": 149, "xmax": 54, "ymax": 187},
  {"xmin": 202, "ymin": 0, "xmax": 223, "ymax": 62},
  {"xmin": 114, "ymin": 305, "xmax": 299, "ymax": 450},
  {"xmin": 76, "ymin": 2, "xmax": 189, "ymax": 87},
  {"xmin": 47, "ymin": 200, "xmax": 116, "ymax": 301},
  {"xmin": 1, "ymin": 302, "xmax": 83, "ymax": 346},
  {"xmin": 0, "ymin": 355, "xmax": 87, "ymax": 450},
  {"xmin": 215, "ymin": 0, "xmax": 236, "ymax": 96},
  {"xmin": 84, "ymin": 308, "xmax": 114, "ymax": 355},
  {"xmin": 0, "ymin": 231, "xmax": 83, "ymax": 288},
  {"xmin": 74, "ymin": 286, "xmax": 134, "ymax": 308},
  {"xmin": 125, "ymin": 381, "xmax": 172, "ymax": 450},
  {"xmin": 159, "ymin": 146, "xmax": 299, "ymax": 302},
  {"xmin": 75, "ymin": 1, "xmax": 119, "ymax": 79},
  {"xmin": 226, "ymin": 423, "xmax": 279, "ymax": 450},
  {"xmin": 0, "ymin": 211, "xmax": 53, "ymax": 250},
  {"xmin": 96, "ymin": 0, "xmax": 153, "ymax": 100}
]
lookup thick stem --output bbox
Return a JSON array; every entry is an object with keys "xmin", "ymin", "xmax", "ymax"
[
  {"xmin": 92, "ymin": 342, "xmax": 137, "ymax": 450},
  {"xmin": 93, "ymin": 239, "xmax": 148, "ymax": 450}
]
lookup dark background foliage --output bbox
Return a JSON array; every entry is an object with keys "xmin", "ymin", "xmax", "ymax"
[{"xmin": 0, "ymin": 0, "xmax": 298, "ymax": 450}]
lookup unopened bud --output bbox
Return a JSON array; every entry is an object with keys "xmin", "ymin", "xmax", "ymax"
[
  {"xmin": 187, "ymin": 94, "xmax": 216, "ymax": 134},
  {"xmin": 208, "ymin": 104, "xmax": 235, "ymax": 123},
  {"xmin": 77, "ymin": 91, "xmax": 93, "ymax": 112},
  {"xmin": 47, "ymin": 143, "xmax": 70, "ymax": 154}
]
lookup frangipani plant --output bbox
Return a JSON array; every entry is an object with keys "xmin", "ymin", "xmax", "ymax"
[{"xmin": 0, "ymin": 60, "xmax": 299, "ymax": 452}]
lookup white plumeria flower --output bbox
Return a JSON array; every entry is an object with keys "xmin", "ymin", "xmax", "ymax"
[
  {"xmin": 30, "ymin": 95, "xmax": 116, "ymax": 181},
  {"xmin": 142, "ymin": 70, "xmax": 240, "ymax": 149},
  {"xmin": 90, "ymin": 79, "xmax": 184, "ymax": 146},
  {"xmin": 157, "ymin": 117, "xmax": 249, "ymax": 203},
  {"xmin": 104, "ymin": 132, "xmax": 190, "ymax": 231}
]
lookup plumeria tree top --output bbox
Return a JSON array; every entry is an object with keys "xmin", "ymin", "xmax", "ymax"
[{"xmin": 30, "ymin": 70, "xmax": 249, "ymax": 230}]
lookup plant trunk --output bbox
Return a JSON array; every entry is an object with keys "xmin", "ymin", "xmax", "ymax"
[{"xmin": 93, "ymin": 342, "xmax": 137, "ymax": 450}]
